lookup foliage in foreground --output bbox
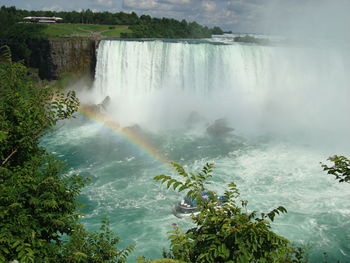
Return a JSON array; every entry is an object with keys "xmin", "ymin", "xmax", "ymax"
[
  {"xmin": 0, "ymin": 46, "xmax": 133, "ymax": 262},
  {"xmin": 137, "ymin": 257, "xmax": 185, "ymax": 263},
  {"xmin": 154, "ymin": 162, "xmax": 307, "ymax": 263},
  {"xmin": 322, "ymin": 155, "xmax": 350, "ymax": 184},
  {"xmin": 61, "ymin": 218, "xmax": 134, "ymax": 263}
]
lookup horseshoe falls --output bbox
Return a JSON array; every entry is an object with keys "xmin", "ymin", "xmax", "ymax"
[{"xmin": 42, "ymin": 39, "xmax": 350, "ymax": 262}]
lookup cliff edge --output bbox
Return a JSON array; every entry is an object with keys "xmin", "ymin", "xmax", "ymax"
[{"xmin": 46, "ymin": 39, "xmax": 98, "ymax": 80}]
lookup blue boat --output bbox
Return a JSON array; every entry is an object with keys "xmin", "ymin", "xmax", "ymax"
[{"xmin": 173, "ymin": 192, "xmax": 227, "ymax": 218}]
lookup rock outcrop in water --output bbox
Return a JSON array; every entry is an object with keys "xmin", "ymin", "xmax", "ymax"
[
  {"xmin": 122, "ymin": 124, "xmax": 143, "ymax": 135},
  {"xmin": 97, "ymin": 96, "xmax": 111, "ymax": 111},
  {"xmin": 82, "ymin": 96, "xmax": 111, "ymax": 114},
  {"xmin": 206, "ymin": 119, "xmax": 234, "ymax": 136}
]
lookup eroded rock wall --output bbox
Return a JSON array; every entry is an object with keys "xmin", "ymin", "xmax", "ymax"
[{"xmin": 46, "ymin": 39, "xmax": 98, "ymax": 80}]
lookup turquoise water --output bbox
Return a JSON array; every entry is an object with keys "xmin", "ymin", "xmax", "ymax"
[
  {"xmin": 42, "ymin": 116, "xmax": 350, "ymax": 262},
  {"xmin": 42, "ymin": 39, "xmax": 350, "ymax": 262}
]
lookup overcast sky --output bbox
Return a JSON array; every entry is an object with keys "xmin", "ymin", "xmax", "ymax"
[{"xmin": 0, "ymin": 0, "xmax": 348, "ymax": 34}]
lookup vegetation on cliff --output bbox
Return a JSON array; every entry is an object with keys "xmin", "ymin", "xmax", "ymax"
[
  {"xmin": 121, "ymin": 16, "xmax": 213, "ymax": 38},
  {"xmin": 0, "ymin": 5, "xmax": 224, "ymax": 80},
  {"xmin": 44, "ymin": 23, "xmax": 132, "ymax": 39},
  {"xmin": 0, "ymin": 6, "xmax": 222, "ymax": 40}
]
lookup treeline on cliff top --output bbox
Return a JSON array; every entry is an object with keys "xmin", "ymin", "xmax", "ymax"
[
  {"xmin": 0, "ymin": 5, "xmax": 223, "ymax": 79},
  {"xmin": 0, "ymin": 5, "xmax": 224, "ymax": 39}
]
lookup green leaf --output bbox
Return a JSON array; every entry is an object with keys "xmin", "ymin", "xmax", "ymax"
[
  {"xmin": 178, "ymin": 185, "xmax": 188, "ymax": 192},
  {"xmin": 173, "ymin": 181, "xmax": 182, "ymax": 190},
  {"xmin": 167, "ymin": 179, "xmax": 176, "ymax": 189}
]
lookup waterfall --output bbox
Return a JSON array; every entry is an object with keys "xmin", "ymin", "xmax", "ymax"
[
  {"xmin": 49, "ymin": 39, "xmax": 350, "ymax": 262},
  {"xmin": 91, "ymin": 40, "xmax": 350, "ymax": 148}
]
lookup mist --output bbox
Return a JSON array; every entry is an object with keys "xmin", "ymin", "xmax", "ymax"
[
  {"xmin": 81, "ymin": 39, "xmax": 350, "ymax": 154},
  {"xmin": 258, "ymin": 0, "xmax": 350, "ymax": 45},
  {"xmin": 61, "ymin": 6, "xmax": 350, "ymax": 261},
  {"xmin": 72, "ymin": 1, "xmax": 350, "ymax": 156}
]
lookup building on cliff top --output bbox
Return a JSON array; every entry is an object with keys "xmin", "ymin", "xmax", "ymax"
[{"xmin": 23, "ymin": 16, "xmax": 63, "ymax": 23}]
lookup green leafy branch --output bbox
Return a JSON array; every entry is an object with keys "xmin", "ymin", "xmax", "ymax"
[
  {"xmin": 154, "ymin": 162, "xmax": 214, "ymax": 201},
  {"xmin": 154, "ymin": 162, "xmax": 305, "ymax": 263},
  {"xmin": 0, "ymin": 45, "xmax": 12, "ymax": 62},
  {"xmin": 322, "ymin": 155, "xmax": 350, "ymax": 183}
]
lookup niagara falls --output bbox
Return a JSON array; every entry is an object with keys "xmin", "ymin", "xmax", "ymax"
[
  {"xmin": 41, "ymin": 38, "xmax": 350, "ymax": 262},
  {"xmin": 1, "ymin": 1, "xmax": 350, "ymax": 262}
]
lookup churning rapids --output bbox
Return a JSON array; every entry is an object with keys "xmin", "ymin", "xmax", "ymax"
[{"xmin": 42, "ymin": 38, "xmax": 350, "ymax": 262}]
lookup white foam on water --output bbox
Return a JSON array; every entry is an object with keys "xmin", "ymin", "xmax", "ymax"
[
  {"xmin": 90, "ymin": 40, "xmax": 350, "ymax": 150},
  {"xmin": 44, "ymin": 39, "xmax": 350, "ymax": 262}
]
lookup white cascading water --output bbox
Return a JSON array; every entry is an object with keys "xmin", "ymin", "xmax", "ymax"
[
  {"xmin": 91, "ymin": 40, "xmax": 350, "ymax": 147},
  {"xmin": 54, "ymin": 39, "xmax": 350, "ymax": 262}
]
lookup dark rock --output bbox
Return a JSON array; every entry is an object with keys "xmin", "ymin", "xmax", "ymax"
[
  {"xmin": 122, "ymin": 124, "xmax": 143, "ymax": 135},
  {"xmin": 206, "ymin": 119, "xmax": 234, "ymax": 136},
  {"xmin": 82, "ymin": 96, "xmax": 111, "ymax": 114},
  {"xmin": 1, "ymin": 38, "xmax": 98, "ymax": 80},
  {"xmin": 47, "ymin": 39, "xmax": 98, "ymax": 80}
]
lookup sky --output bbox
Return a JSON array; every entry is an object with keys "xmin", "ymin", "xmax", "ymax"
[{"xmin": 0, "ymin": 0, "xmax": 348, "ymax": 34}]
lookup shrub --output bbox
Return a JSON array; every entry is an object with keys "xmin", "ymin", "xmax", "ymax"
[{"xmin": 154, "ymin": 162, "xmax": 308, "ymax": 263}]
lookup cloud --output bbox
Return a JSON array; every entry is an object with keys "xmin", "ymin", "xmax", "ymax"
[
  {"xmin": 256, "ymin": 0, "xmax": 350, "ymax": 39},
  {"xmin": 202, "ymin": 1, "xmax": 216, "ymax": 12},
  {"xmin": 122, "ymin": 0, "xmax": 193, "ymax": 12},
  {"xmin": 122, "ymin": 0, "xmax": 239, "ymax": 29},
  {"xmin": 120, "ymin": 0, "xmax": 271, "ymax": 31},
  {"xmin": 42, "ymin": 4, "xmax": 64, "ymax": 11},
  {"xmin": 162, "ymin": 0, "xmax": 191, "ymax": 4},
  {"xmin": 95, "ymin": 0, "xmax": 114, "ymax": 8},
  {"xmin": 123, "ymin": 0, "xmax": 163, "ymax": 10}
]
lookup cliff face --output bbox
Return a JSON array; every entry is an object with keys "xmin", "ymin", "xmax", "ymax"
[
  {"xmin": 46, "ymin": 39, "xmax": 98, "ymax": 80},
  {"xmin": 2, "ymin": 38, "xmax": 98, "ymax": 80}
]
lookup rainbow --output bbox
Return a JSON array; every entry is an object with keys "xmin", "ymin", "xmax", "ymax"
[{"xmin": 78, "ymin": 105, "xmax": 173, "ymax": 170}]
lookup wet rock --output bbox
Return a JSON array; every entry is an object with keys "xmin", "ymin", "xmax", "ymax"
[
  {"xmin": 81, "ymin": 96, "xmax": 111, "ymax": 114},
  {"xmin": 97, "ymin": 95, "xmax": 111, "ymax": 111},
  {"xmin": 206, "ymin": 119, "xmax": 234, "ymax": 136},
  {"xmin": 122, "ymin": 124, "xmax": 143, "ymax": 135}
]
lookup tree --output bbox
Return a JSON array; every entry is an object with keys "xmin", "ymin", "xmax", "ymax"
[
  {"xmin": 0, "ymin": 45, "xmax": 82, "ymax": 262},
  {"xmin": 322, "ymin": 155, "xmax": 350, "ymax": 184},
  {"xmin": 0, "ymin": 47, "xmax": 133, "ymax": 262},
  {"xmin": 61, "ymin": 218, "xmax": 134, "ymax": 263},
  {"xmin": 211, "ymin": 26, "xmax": 224, "ymax": 35},
  {"xmin": 154, "ymin": 162, "xmax": 307, "ymax": 263}
]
